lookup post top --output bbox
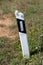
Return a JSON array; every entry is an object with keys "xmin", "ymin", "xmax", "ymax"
[{"xmin": 15, "ymin": 10, "xmax": 24, "ymax": 20}]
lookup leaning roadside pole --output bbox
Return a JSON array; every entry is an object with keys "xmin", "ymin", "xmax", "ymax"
[{"xmin": 15, "ymin": 10, "xmax": 30, "ymax": 58}]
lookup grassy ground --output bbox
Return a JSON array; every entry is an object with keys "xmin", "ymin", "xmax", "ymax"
[{"xmin": 0, "ymin": 0, "xmax": 43, "ymax": 65}]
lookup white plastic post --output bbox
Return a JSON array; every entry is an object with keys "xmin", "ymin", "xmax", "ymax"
[{"xmin": 15, "ymin": 10, "xmax": 30, "ymax": 58}]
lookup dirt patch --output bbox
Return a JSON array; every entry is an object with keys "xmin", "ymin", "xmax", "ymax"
[
  {"xmin": 0, "ymin": 13, "xmax": 19, "ymax": 40},
  {"xmin": 0, "ymin": 13, "xmax": 16, "ymax": 26}
]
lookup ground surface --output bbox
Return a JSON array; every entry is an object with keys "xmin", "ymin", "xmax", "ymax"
[
  {"xmin": 0, "ymin": 0, "xmax": 43, "ymax": 65},
  {"xmin": 0, "ymin": 13, "xmax": 18, "ymax": 40}
]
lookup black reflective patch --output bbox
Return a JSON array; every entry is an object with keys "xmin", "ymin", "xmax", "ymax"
[{"xmin": 17, "ymin": 19, "xmax": 26, "ymax": 33}]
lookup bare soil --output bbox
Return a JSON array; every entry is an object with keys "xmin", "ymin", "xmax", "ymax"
[{"xmin": 0, "ymin": 13, "xmax": 19, "ymax": 40}]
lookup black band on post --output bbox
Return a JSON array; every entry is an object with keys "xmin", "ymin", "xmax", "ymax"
[{"xmin": 17, "ymin": 19, "xmax": 26, "ymax": 33}]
